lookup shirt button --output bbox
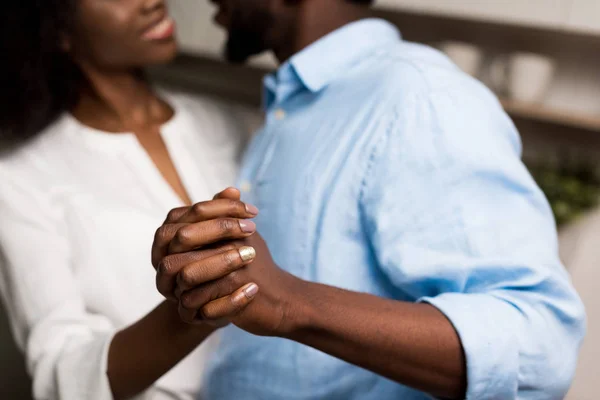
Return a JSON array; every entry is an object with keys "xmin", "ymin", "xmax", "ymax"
[
  {"xmin": 240, "ymin": 181, "xmax": 252, "ymax": 193},
  {"xmin": 274, "ymin": 108, "xmax": 286, "ymax": 120}
]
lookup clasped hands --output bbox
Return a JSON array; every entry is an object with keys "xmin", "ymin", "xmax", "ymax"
[{"xmin": 151, "ymin": 188, "xmax": 305, "ymax": 337}]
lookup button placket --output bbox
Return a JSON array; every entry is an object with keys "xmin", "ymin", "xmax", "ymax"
[
  {"xmin": 254, "ymin": 106, "xmax": 287, "ymax": 185},
  {"xmin": 240, "ymin": 180, "xmax": 252, "ymax": 194},
  {"xmin": 274, "ymin": 108, "xmax": 286, "ymax": 120}
]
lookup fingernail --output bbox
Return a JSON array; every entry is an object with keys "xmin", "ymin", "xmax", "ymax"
[
  {"xmin": 243, "ymin": 283, "xmax": 259, "ymax": 299},
  {"xmin": 245, "ymin": 203, "xmax": 259, "ymax": 216},
  {"xmin": 239, "ymin": 219, "xmax": 256, "ymax": 233},
  {"xmin": 238, "ymin": 246, "xmax": 256, "ymax": 262}
]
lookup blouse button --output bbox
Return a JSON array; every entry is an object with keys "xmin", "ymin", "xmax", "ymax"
[
  {"xmin": 274, "ymin": 108, "xmax": 286, "ymax": 120},
  {"xmin": 240, "ymin": 181, "xmax": 252, "ymax": 193}
]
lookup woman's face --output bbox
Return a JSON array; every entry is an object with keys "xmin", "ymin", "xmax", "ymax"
[{"xmin": 68, "ymin": 0, "xmax": 178, "ymax": 69}]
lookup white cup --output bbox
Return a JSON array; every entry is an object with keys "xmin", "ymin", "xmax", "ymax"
[
  {"xmin": 510, "ymin": 53, "xmax": 556, "ymax": 103},
  {"xmin": 439, "ymin": 41, "xmax": 483, "ymax": 77},
  {"xmin": 489, "ymin": 52, "xmax": 556, "ymax": 103}
]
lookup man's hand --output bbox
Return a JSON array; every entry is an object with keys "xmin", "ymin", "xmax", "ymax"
[
  {"xmin": 152, "ymin": 188, "xmax": 306, "ymax": 336},
  {"xmin": 152, "ymin": 188, "xmax": 263, "ymax": 326},
  {"xmin": 176, "ymin": 232, "xmax": 306, "ymax": 337}
]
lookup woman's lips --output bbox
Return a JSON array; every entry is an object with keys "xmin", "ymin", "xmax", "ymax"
[{"xmin": 142, "ymin": 17, "xmax": 176, "ymax": 41}]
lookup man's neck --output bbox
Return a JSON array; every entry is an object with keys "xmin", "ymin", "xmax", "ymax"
[{"xmin": 274, "ymin": 4, "xmax": 370, "ymax": 64}]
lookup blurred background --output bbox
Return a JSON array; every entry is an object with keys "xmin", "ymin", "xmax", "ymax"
[{"xmin": 2, "ymin": 0, "xmax": 599, "ymax": 398}]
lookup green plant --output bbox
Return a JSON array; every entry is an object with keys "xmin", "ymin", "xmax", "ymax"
[{"xmin": 528, "ymin": 160, "xmax": 600, "ymax": 227}]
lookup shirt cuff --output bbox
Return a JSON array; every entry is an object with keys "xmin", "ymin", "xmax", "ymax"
[{"xmin": 420, "ymin": 293, "xmax": 521, "ymax": 400}]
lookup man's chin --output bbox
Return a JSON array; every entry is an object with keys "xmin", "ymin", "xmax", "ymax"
[
  {"xmin": 224, "ymin": 49, "xmax": 251, "ymax": 64},
  {"xmin": 224, "ymin": 34, "xmax": 266, "ymax": 64}
]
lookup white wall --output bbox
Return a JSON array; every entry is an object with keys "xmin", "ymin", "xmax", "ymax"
[
  {"xmin": 376, "ymin": 0, "xmax": 570, "ymax": 29},
  {"xmin": 566, "ymin": 0, "xmax": 600, "ymax": 34},
  {"xmin": 168, "ymin": 0, "xmax": 224, "ymax": 58},
  {"xmin": 376, "ymin": 0, "xmax": 600, "ymax": 34}
]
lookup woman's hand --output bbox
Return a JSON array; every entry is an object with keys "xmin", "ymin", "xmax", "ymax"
[
  {"xmin": 152, "ymin": 188, "xmax": 306, "ymax": 336},
  {"xmin": 152, "ymin": 188, "xmax": 264, "ymax": 325}
]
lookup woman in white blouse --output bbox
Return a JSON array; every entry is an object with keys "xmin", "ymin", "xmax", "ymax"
[{"xmin": 0, "ymin": 1, "xmax": 257, "ymax": 399}]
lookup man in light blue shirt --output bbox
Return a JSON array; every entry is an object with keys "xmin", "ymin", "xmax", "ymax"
[{"xmin": 152, "ymin": 0, "xmax": 585, "ymax": 398}]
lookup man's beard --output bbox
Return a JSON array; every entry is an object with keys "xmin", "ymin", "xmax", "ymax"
[
  {"xmin": 224, "ymin": 8, "xmax": 270, "ymax": 64},
  {"xmin": 224, "ymin": 28, "xmax": 266, "ymax": 64}
]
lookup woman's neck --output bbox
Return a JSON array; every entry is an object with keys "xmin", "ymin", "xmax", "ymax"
[{"xmin": 72, "ymin": 63, "xmax": 173, "ymax": 134}]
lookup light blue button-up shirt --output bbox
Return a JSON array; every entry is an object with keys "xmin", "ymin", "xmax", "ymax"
[{"xmin": 202, "ymin": 19, "xmax": 586, "ymax": 399}]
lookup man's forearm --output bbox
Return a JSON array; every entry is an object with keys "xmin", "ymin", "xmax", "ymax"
[
  {"xmin": 108, "ymin": 300, "xmax": 215, "ymax": 400},
  {"xmin": 283, "ymin": 282, "xmax": 467, "ymax": 399}
]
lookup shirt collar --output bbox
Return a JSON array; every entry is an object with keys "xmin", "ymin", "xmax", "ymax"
[{"xmin": 263, "ymin": 18, "xmax": 401, "ymax": 110}]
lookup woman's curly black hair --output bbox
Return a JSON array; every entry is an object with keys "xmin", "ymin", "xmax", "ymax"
[{"xmin": 1, "ymin": 0, "xmax": 84, "ymax": 148}]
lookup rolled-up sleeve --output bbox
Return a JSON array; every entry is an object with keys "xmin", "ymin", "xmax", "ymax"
[
  {"xmin": 360, "ymin": 85, "xmax": 586, "ymax": 399},
  {"xmin": 0, "ymin": 173, "xmax": 146, "ymax": 400}
]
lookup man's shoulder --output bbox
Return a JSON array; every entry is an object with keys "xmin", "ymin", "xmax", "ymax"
[
  {"xmin": 343, "ymin": 41, "xmax": 520, "ymax": 162},
  {"xmin": 345, "ymin": 40, "xmax": 488, "ymax": 103}
]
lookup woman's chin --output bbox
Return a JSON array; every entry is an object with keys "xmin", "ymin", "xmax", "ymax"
[{"xmin": 145, "ymin": 42, "xmax": 179, "ymax": 65}]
